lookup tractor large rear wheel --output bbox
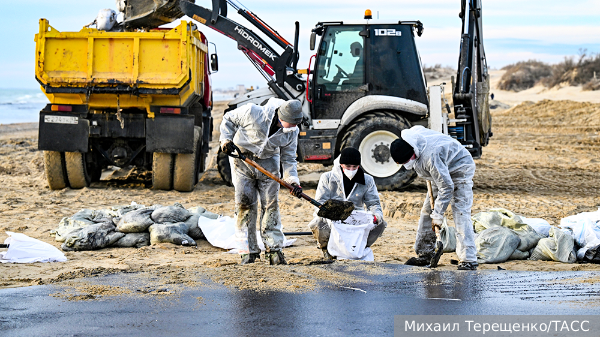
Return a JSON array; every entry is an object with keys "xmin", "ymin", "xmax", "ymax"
[
  {"xmin": 340, "ymin": 111, "xmax": 416, "ymax": 191},
  {"xmin": 43, "ymin": 151, "xmax": 67, "ymax": 190}
]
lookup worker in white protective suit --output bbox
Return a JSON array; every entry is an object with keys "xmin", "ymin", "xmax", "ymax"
[
  {"xmin": 308, "ymin": 147, "xmax": 386, "ymax": 260},
  {"xmin": 390, "ymin": 126, "xmax": 478, "ymax": 270},
  {"xmin": 220, "ymin": 98, "xmax": 304, "ymax": 265}
]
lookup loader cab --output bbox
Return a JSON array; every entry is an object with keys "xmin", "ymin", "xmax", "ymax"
[{"xmin": 310, "ymin": 22, "xmax": 428, "ymax": 121}]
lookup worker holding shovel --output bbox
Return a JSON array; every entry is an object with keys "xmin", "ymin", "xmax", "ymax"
[
  {"xmin": 390, "ymin": 126, "xmax": 478, "ymax": 270},
  {"xmin": 220, "ymin": 98, "xmax": 304, "ymax": 265}
]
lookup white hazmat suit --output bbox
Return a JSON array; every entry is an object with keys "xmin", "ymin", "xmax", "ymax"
[
  {"xmin": 220, "ymin": 98, "xmax": 299, "ymax": 254},
  {"xmin": 401, "ymin": 126, "xmax": 477, "ymax": 263}
]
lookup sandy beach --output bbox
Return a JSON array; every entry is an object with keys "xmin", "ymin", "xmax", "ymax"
[{"xmin": 1, "ymin": 73, "xmax": 600, "ymax": 294}]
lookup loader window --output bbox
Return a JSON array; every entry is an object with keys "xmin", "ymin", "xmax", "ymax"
[{"xmin": 315, "ymin": 26, "xmax": 365, "ymax": 91}]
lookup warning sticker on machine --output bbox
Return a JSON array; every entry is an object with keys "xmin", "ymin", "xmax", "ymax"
[{"xmin": 44, "ymin": 116, "xmax": 78, "ymax": 124}]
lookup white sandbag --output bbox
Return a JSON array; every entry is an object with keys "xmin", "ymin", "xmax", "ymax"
[
  {"xmin": 521, "ymin": 217, "xmax": 552, "ymax": 237},
  {"xmin": 472, "ymin": 209, "xmax": 541, "ymax": 251},
  {"xmin": 327, "ymin": 211, "xmax": 376, "ymax": 261},
  {"xmin": 96, "ymin": 9, "xmax": 117, "ymax": 31},
  {"xmin": 1, "ymin": 232, "xmax": 67, "ymax": 263},
  {"xmin": 199, "ymin": 216, "xmax": 237, "ymax": 249},
  {"xmin": 198, "ymin": 216, "xmax": 296, "ymax": 252},
  {"xmin": 472, "ymin": 208, "xmax": 526, "ymax": 233},
  {"xmin": 61, "ymin": 223, "xmax": 125, "ymax": 251},
  {"xmin": 148, "ymin": 223, "xmax": 196, "ymax": 246},
  {"xmin": 529, "ymin": 227, "xmax": 576, "ymax": 263},
  {"xmin": 116, "ymin": 208, "xmax": 154, "ymax": 233},
  {"xmin": 476, "ymin": 226, "xmax": 520, "ymax": 264},
  {"xmin": 508, "ymin": 249, "xmax": 529, "ymax": 260},
  {"xmin": 151, "ymin": 203, "xmax": 192, "ymax": 223},
  {"xmin": 112, "ymin": 233, "xmax": 150, "ymax": 248},
  {"xmin": 560, "ymin": 208, "xmax": 600, "ymax": 260},
  {"xmin": 440, "ymin": 223, "xmax": 456, "ymax": 253}
]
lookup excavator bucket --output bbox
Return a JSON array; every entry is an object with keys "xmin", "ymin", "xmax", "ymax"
[{"xmin": 120, "ymin": 0, "xmax": 194, "ymax": 29}]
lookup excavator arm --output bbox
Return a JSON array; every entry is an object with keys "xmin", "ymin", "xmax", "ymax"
[
  {"xmin": 451, "ymin": 0, "xmax": 492, "ymax": 157},
  {"xmin": 179, "ymin": 1, "xmax": 305, "ymax": 99}
]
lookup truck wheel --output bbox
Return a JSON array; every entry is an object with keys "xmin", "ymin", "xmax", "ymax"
[
  {"xmin": 43, "ymin": 151, "xmax": 67, "ymax": 190},
  {"xmin": 340, "ymin": 111, "xmax": 417, "ymax": 191},
  {"xmin": 195, "ymin": 126, "xmax": 206, "ymax": 174},
  {"xmin": 173, "ymin": 127, "xmax": 200, "ymax": 192},
  {"xmin": 152, "ymin": 152, "xmax": 173, "ymax": 190},
  {"xmin": 65, "ymin": 152, "xmax": 91, "ymax": 189},
  {"xmin": 217, "ymin": 148, "xmax": 233, "ymax": 186}
]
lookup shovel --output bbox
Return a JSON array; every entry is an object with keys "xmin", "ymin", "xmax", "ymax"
[
  {"xmin": 427, "ymin": 180, "xmax": 444, "ymax": 268},
  {"xmin": 226, "ymin": 143, "xmax": 354, "ymax": 221}
]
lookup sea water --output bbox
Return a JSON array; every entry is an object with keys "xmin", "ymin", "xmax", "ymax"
[{"xmin": 0, "ymin": 88, "xmax": 48, "ymax": 124}]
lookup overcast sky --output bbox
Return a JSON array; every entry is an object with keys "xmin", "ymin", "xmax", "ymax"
[{"xmin": 1, "ymin": 0, "xmax": 599, "ymax": 90}]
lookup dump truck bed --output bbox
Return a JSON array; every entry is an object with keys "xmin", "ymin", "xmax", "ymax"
[{"xmin": 35, "ymin": 19, "xmax": 208, "ymax": 113}]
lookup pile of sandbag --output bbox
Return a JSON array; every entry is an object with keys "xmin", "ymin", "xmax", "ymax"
[
  {"xmin": 472, "ymin": 208, "xmax": 559, "ymax": 264},
  {"xmin": 471, "ymin": 208, "xmax": 600, "ymax": 265},
  {"xmin": 51, "ymin": 202, "xmax": 218, "ymax": 251}
]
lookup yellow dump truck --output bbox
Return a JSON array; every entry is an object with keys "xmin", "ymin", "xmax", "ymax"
[{"xmin": 35, "ymin": 19, "xmax": 216, "ymax": 191}]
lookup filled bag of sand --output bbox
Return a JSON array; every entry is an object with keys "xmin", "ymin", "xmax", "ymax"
[
  {"xmin": 521, "ymin": 217, "xmax": 552, "ymax": 237},
  {"xmin": 472, "ymin": 208, "xmax": 542, "ymax": 251},
  {"xmin": 476, "ymin": 226, "xmax": 520, "ymax": 264},
  {"xmin": 151, "ymin": 203, "xmax": 192, "ymax": 223},
  {"xmin": 51, "ymin": 209, "xmax": 114, "ymax": 242},
  {"xmin": 529, "ymin": 227, "xmax": 576, "ymax": 263},
  {"xmin": 112, "ymin": 233, "xmax": 150, "ymax": 248},
  {"xmin": 1, "ymin": 232, "xmax": 67, "ymax": 263},
  {"xmin": 327, "ymin": 211, "xmax": 376, "ymax": 261},
  {"xmin": 116, "ymin": 208, "xmax": 155, "ymax": 233},
  {"xmin": 560, "ymin": 208, "xmax": 600, "ymax": 260},
  {"xmin": 148, "ymin": 222, "xmax": 196, "ymax": 246},
  {"xmin": 61, "ymin": 223, "xmax": 125, "ymax": 251},
  {"xmin": 440, "ymin": 223, "xmax": 456, "ymax": 253},
  {"xmin": 198, "ymin": 216, "xmax": 296, "ymax": 252},
  {"xmin": 472, "ymin": 208, "xmax": 525, "ymax": 233}
]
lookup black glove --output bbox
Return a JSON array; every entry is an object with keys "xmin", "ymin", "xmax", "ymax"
[
  {"xmin": 290, "ymin": 183, "xmax": 303, "ymax": 198},
  {"xmin": 221, "ymin": 141, "xmax": 235, "ymax": 155}
]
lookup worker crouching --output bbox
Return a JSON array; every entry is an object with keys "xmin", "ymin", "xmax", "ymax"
[
  {"xmin": 308, "ymin": 147, "xmax": 387, "ymax": 260},
  {"xmin": 220, "ymin": 98, "xmax": 304, "ymax": 265},
  {"xmin": 390, "ymin": 126, "xmax": 478, "ymax": 270}
]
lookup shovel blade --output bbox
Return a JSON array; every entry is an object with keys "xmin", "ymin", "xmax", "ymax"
[{"xmin": 317, "ymin": 199, "xmax": 355, "ymax": 221}]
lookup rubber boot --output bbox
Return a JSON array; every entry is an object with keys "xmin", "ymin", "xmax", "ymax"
[
  {"xmin": 457, "ymin": 261, "xmax": 478, "ymax": 270},
  {"xmin": 240, "ymin": 253, "xmax": 260, "ymax": 265},
  {"xmin": 266, "ymin": 251, "xmax": 287, "ymax": 265},
  {"xmin": 322, "ymin": 248, "xmax": 335, "ymax": 261}
]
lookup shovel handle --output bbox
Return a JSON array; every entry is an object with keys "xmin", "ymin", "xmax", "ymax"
[
  {"xmin": 226, "ymin": 143, "xmax": 322, "ymax": 208},
  {"xmin": 426, "ymin": 181, "xmax": 441, "ymax": 233}
]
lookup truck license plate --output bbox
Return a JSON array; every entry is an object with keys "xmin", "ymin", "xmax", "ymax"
[{"xmin": 44, "ymin": 116, "xmax": 78, "ymax": 124}]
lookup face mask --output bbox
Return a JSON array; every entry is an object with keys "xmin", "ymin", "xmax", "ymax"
[
  {"xmin": 343, "ymin": 168, "xmax": 358, "ymax": 180},
  {"xmin": 403, "ymin": 158, "xmax": 416, "ymax": 170},
  {"xmin": 282, "ymin": 126, "xmax": 298, "ymax": 133}
]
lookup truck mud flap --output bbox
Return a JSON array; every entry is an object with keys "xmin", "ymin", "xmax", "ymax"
[
  {"xmin": 38, "ymin": 112, "xmax": 89, "ymax": 153},
  {"xmin": 146, "ymin": 115, "xmax": 195, "ymax": 154}
]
